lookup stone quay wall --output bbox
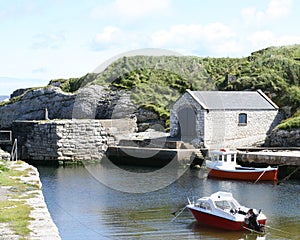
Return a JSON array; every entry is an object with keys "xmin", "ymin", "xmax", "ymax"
[{"xmin": 13, "ymin": 120, "xmax": 110, "ymax": 161}]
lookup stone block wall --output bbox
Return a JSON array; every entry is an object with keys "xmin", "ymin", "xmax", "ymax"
[
  {"xmin": 13, "ymin": 120, "xmax": 110, "ymax": 161},
  {"xmin": 13, "ymin": 118, "xmax": 137, "ymax": 161},
  {"xmin": 205, "ymin": 109, "xmax": 281, "ymax": 149}
]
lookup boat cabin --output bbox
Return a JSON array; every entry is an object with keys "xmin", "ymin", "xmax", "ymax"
[
  {"xmin": 192, "ymin": 192, "xmax": 243, "ymax": 214},
  {"xmin": 209, "ymin": 149, "xmax": 237, "ymax": 166}
]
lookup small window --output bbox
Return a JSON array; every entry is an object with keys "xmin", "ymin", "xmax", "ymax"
[
  {"xmin": 238, "ymin": 113, "xmax": 247, "ymax": 125},
  {"xmin": 196, "ymin": 201, "xmax": 212, "ymax": 211}
]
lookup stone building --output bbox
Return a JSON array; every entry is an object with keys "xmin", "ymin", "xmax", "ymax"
[{"xmin": 170, "ymin": 89, "xmax": 282, "ymax": 149}]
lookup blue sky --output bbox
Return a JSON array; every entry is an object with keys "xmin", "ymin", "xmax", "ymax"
[{"xmin": 1, "ymin": 0, "xmax": 300, "ymax": 95}]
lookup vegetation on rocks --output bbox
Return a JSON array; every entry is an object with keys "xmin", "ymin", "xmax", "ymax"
[
  {"xmin": 277, "ymin": 109, "xmax": 300, "ymax": 130},
  {"xmin": 49, "ymin": 44, "xmax": 300, "ymax": 129}
]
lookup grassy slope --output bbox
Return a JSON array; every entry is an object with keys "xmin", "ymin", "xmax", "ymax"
[{"xmin": 5, "ymin": 44, "xmax": 300, "ymax": 130}]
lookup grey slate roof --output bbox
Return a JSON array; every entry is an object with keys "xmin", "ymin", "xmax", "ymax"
[{"xmin": 187, "ymin": 90, "xmax": 278, "ymax": 110}]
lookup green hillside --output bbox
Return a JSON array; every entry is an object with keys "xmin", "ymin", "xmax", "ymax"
[{"xmin": 51, "ymin": 44, "xmax": 300, "ymax": 130}]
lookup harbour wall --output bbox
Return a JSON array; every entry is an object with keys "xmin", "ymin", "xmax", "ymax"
[
  {"xmin": 12, "ymin": 118, "xmax": 136, "ymax": 162},
  {"xmin": 238, "ymin": 149, "xmax": 300, "ymax": 179}
]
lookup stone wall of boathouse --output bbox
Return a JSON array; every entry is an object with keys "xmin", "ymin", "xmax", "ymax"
[
  {"xmin": 12, "ymin": 118, "xmax": 137, "ymax": 162},
  {"xmin": 170, "ymin": 92, "xmax": 282, "ymax": 149}
]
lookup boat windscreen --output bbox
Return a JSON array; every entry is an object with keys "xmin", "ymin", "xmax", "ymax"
[{"xmin": 214, "ymin": 200, "xmax": 239, "ymax": 210}]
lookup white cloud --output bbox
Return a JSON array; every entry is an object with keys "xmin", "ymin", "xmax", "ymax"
[
  {"xmin": 248, "ymin": 30, "xmax": 300, "ymax": 49},
  {"xmin": 94, "ymin": 26, "xmax": 123, "ymax": 45},
  {"xmin": 91, "ymin": 26, "xmax": 148, "ymax": 51},
  {"xmin": 267, "ymin": 0, "xmax": 292, "ymax": 19},
  {"xmin": 91, "ymin": 0, "xmax": 171, "ymax": 22},
  {"xmin": 32, "ymin": 32, "xmax": 65, "ymax": 50},
  {"xmin": 241, "ymin": 7, "xmax": 265, "ymax": 24},
  {"xmin": 151, "ymin": 23, "xmax": 238, "ymax": 56},
  {"xmin": 241, "ymin": 0, "xmax": 292, "ymax": 25},
  {"xmin": 152, "ymin": 23, "xmax": 235, "ymax": 45}
]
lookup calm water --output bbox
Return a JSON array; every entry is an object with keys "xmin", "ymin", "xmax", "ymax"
[{"xmin": 38, "ymin": 164, "xmax": 300, "ymax": 240}]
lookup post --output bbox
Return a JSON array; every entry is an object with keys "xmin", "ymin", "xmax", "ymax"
[
  {"xmin": 45, "ymin": 108, "xmax": 49, "ymax": 120},
  {"xmin": 11, "ymin": 138, "xmax": 18, "ymax": 161}
]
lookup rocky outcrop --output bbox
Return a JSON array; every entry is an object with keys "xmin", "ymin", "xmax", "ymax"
[
  {"xmin": 264, "ymin": 128, "xmax": 300, "ymax": 147},
  {"xmin": 0, "ymin": 84, "xmax": 163, "ymax": 131},
  {"xmin": 0, "ymin": 86, "xmax": 75, "ymax": 129}
]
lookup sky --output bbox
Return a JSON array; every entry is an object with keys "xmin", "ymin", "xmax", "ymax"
[{"xmin": 0, "ymin": 0, "xmax": 300, "ymax": 95}]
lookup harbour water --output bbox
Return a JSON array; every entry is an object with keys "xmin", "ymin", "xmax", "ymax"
[{"xmin": 38, "ymin": 163, "xmax": 300, "ymax": 240}]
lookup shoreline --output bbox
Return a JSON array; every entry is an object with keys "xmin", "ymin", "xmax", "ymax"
[{"xmin": 0, "ymin": 160, "xmax": 61, "ymax": 239}]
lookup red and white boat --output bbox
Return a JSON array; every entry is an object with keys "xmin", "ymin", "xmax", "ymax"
[
  {"xmin": 187, "ymin": 191, "xmax": 266, "ymax": 232},
  {"xmin": 206, "ymin": 149, "xmax": 278, "ymax": 181}
]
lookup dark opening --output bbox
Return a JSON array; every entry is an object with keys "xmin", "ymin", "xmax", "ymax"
[{"xmin": 177, "ymin": 107, "xmax": 197, "ymax": 141}]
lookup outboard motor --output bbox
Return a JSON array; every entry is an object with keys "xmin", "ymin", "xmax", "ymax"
[{"xmin": 245, "ymin": 209, "xmax": 265, "ymax": 233}]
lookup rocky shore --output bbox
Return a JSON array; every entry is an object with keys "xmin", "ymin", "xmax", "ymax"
[{"xmin": 0, "ymin": 159, "xmax": 61, "ymax": 240}]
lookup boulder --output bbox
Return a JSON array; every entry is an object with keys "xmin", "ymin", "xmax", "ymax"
[{"xmin": 264, "ymin": 128, "xmax": 300, "ymax": 147}]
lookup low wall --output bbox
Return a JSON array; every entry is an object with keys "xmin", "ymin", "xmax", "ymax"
[{"xmin": 13, "ymin": 119, "xmax": 110, "ymax": 161}]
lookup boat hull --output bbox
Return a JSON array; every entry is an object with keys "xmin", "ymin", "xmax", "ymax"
[
  {"xmin": 188, "ymin": 208, "xmax": 266, "ymax": 231},
  {"xmin": 207, "ymin": 167, "xmax": 278, "ymax": 181}
]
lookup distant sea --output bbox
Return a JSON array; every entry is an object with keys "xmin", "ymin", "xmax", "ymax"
[{"xmin": 0, "ymin": 96, "xmax": 9, "ymax": 102}]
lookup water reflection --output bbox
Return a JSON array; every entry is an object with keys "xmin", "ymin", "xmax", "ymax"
[{"xmin": 38, "ymin": 164, "xmax": 300, "ymax": 240}]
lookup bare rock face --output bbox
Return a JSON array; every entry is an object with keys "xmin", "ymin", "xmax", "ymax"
[
  {"xmin": 265, "ymin": 129, "xmax": 300, "ymax": 147},
  {"xmin": 0, "ymin": 87, "xmax": 75, "ymax": 129},
  {"xmin": 0, "ymin": 84, "xmax": 162, "ymax": 131}
]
